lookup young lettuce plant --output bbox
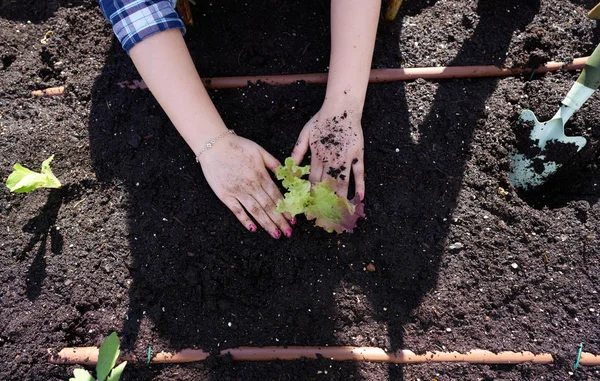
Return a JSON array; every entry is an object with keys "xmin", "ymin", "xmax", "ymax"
[
  {"xmin": 70, "ymin": 332, "xmax": 127, "ymax": 381},
  {"xmin": 5, "ymin": 155, "xmax": 61, "ymax": 193},
  {"xmin": 275, "ymin": 158, "xmax": 364, "ymax": 234}
]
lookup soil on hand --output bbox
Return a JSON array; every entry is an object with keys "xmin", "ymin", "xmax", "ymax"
[{"xmin": 1, "ymin": 1, "xmax": 599, "ymax": 380}]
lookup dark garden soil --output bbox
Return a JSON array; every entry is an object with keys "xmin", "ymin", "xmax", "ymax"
[{"xmin": 1, "ymin": 0, "xmax": 600, "ymax": 380}]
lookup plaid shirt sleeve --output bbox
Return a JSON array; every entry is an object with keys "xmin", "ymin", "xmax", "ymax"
[{"xmin": 98, "ymin": 0, "xmax": 186, "ymax": 53}]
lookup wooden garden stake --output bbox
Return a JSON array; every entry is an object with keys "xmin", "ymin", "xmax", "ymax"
[
  {"xmin": 385, "ymin": 0, "xmax": 403, "ymax": 21},
  {"xmin": 31, "ymin": 86, "xmax": 65, "ymax": 97}
]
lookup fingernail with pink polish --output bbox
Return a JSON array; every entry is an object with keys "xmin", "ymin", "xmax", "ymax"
[
  {"xmin": 273, "ymin": 230, "xmax": 281, "ymax": 239},
  {"xmin": 359, "ymin": 193, "xmax": 364, "ymax": 201},
  {"xmin": 284, "ymin": 229, "xmax": 292, "ymax": 238},
  {"xmin": 249, "ymin": 224, "xmax": 257, "ymax": 232},
  {"xmin": 290, "ymin": 217, "xmax": 297, "ymax": 225}
]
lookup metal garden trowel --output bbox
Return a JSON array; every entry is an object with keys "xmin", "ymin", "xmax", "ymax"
[{"xmin": 509, "ymin": 43, "xmax": 600, "ymax": 190}]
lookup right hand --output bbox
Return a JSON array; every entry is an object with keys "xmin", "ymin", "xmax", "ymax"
[{"xmin": 197, "ymin": 133, "xmax": 293, "ymax": 239}]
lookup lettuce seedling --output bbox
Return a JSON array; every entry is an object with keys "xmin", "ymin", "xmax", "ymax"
[
  {"xmin": 6, "ymin": 155, "xmax": 61, "ymax": 193},
  {"xmin": 305, "ymin": 179, "xmax": 364, "ymax": 234},
  {"xmin": 275, "ymin": 158, "xmax": 312, "ymax": 217},
  {"xmin": 275, "ymin": 157, "xmax": 365, "ymax": 234},
  {"xmin": 70, "ymin": 332, "xmax": 127, "ymax": 381}
]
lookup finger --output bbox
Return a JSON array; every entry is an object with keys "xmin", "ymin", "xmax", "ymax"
[
  {"xmin": 352, "ymin": 157, "xmax": 365, "ymax": 201},
  {"xmin": 258, "ymin": 146, "xmax": 281, "ymax": 174},
  {"xmin": 291, "ymin": 129, "xmax": 310, "ymax": 165},
  {"xmin": 309, "ymin": 153, "xmax": 325, "ymax": 184},
  {"xmin": 333, "ymin": 167, "xmax": 351, "ymax": 199},
  {"xmin": 262, "ymin": 181, "xmax": 294, "ymax": 223},
  {"xmin": 239, "ymin": 195, "xmax": 281, "ymax": 239},
  {"xmin": 256, "ymin": 188, "xmax": 292, "ymax": 237},
  {"xmin": 222, "ymin": 197, "xmax": 257, "ymax": 232},
  {"xmin": 309, "ymin": 163, "xmax": 324, "ymax": 185}
]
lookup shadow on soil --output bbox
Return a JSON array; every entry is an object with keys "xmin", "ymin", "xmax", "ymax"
[
  {"xmin": 20, "ymin": 189, "xmax": 64, "ymax": 301},
  {"xmin": 377, "ymin": 0, "xmax": 541, "ymax": 378},
  {"xmin": 84, "ymin": 0, "xmax": 540, "ymax": 379},
  {"xmin": 515, "ymin": 154, "xmax": 600, "ymax": 211}
]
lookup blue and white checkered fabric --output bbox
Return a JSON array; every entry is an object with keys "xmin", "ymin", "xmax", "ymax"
[{"xmin": 99, "ymin": 0, "xmax": 185, "ymax": 53}]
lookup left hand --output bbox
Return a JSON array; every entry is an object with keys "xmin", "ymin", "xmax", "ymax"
[{"xmin": 291, "ymin": 107, "xmax": 365, "ymax": 200}]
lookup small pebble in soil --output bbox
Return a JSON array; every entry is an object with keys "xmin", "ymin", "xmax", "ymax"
[
  {"xmin": 448, "ymin": 242, "xmax": 464, "ymax": 250},
  {"xmin": 446, "ymin": 328, "xmax": 452, "ymax": 332},
  {"xmin": 511, "ymin": 263, "xmax": 518, "ymax": 269},
  {"xmin": 366, "ymin": 263, "xmax": 376, "ymax": 272}
]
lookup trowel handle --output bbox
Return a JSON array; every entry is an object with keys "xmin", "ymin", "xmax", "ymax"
[
  {"xmin": 563, "ymin": 43, "xmax": 600, "ymax": 111},
  {"xmin": 577, "ymin": 43, "xmax": 600, "ymax": 90}
]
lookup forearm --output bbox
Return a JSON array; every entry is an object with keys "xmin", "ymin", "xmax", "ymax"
[
  {"xmin": 324, "ymin": 0, "xmax": 381, "ymax": 113},
  {"xmin": 129, "ymin": 29, "xmax": 227, "ymax": 153}
]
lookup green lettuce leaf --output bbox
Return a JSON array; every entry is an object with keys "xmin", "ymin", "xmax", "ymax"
[
  {"xmin": 275, "ymin": 157, "xmax": 310, "ymax": 188},
  {"xmin": 6, "ymin": 155, "xmax": 61, "ymax": 193},
  {"xmin": 275, "ymin": 158, "xmax": 365, "ymax": 233},
  {"xmin": 275, "ymin": 158, "xmax": 311, "ymax": 217},
  {"xmin": 305, "ymin": 180, "xmax": 365, "ymax": 234}
]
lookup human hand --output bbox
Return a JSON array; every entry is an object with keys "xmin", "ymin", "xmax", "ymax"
[
  {"xmin": 291, "ymin": 108, "xmax": 365, "ymax": 200},
  {"xmin": 197, "ymin": 134, "xmax": 293, "ymax": 239},
  {"xmin": 127, "ymin": 30, "xmax": 293, "ymax": 238}
]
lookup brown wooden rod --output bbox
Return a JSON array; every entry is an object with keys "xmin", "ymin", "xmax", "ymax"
[
  {"xmin": 48, "ymin": 347, "xmax": 136, "ymax": 365},
  {"xmin": 580, "ymin": 352, "xmax": 600, "ymax": 367},
  {"xmin": 151, "ymin": 349, "xmax": 209, "ymax": 363},
  {"xmin": 31, "ymin": 86, "xmax": 65, "ymax": 97},
  {"xmin": 117, "ymin": 57, "xmax": 589, "ymax": 91},
  {"xmin": 49, "ymin": 347, "xmax": 209, "ymax": 365},
  {"xmin": 221, "ymin": 347, "xmax": 554, "ymax": 364},
  {"xmin": 50, "ymin": 345, "xmax": 600, "ymax": 366}
]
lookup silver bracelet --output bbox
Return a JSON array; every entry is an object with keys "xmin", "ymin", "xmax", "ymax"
[{"xmin": 195, "ymin": 129, "xmax": 236, "ymax": 161}]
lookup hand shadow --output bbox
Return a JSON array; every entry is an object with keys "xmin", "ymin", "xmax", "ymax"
[{"xmin": 20, "ymin": 188, "xmax": 64, "ymax": 300}]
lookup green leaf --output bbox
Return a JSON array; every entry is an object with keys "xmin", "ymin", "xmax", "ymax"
[
  {"xmin": 275, "ymin": 180, "xmax": 312, "ymax": 216},
  {"xmin": 5, "ymin": 155, "xmax": 61, "ymax": 193},
  {"xmin": 40, "ymin": 155, "xmax": 61, "ymax": 185},
  {"xmin": 304, "ymin": 181, "xmax": 365, "ymax": 234},
  {"xmin": 97, "ymin": 332, "xmax": 121, "ymax": 381},
  {"xmin": 305, "ymin": 181, "xmax": 346, "ymax": 233},
  {"xmin": 275, "ymin": 157, "xmax": 365, "ymax": 233},
  {"xmin": 274, "ymin": 158, "xmax": 312, "ymax": 217},
  {"xmin": 275, "ymin": 157, "xmax": 310, "ymax": 189},
  {"xmin": 106, "ymin": 361, "xmax": 127, "ymax": 381},
  {"xmin": 69, "ymin": 368, "xmax": 94, "ymax": 381}
]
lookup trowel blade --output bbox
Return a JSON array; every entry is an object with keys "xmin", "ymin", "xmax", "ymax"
[
  {"xmin": 508, "ymin": 109, "xmax": 587, "ymax": 190},
  {"xmin": 508, "ymin": 152, "xmax": 560, "ymax": 190}
]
